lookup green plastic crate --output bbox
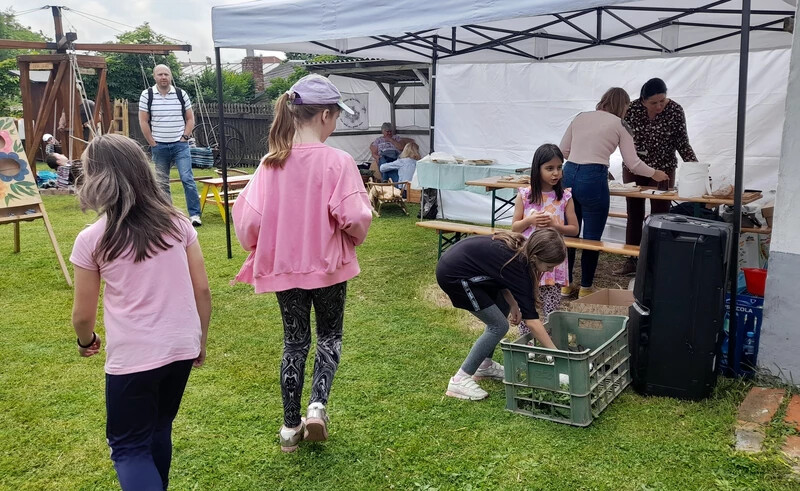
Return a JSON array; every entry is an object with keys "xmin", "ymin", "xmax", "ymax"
[{"xmin": 499, "ymin": 312, "xmax": 630, "ymax": 426}]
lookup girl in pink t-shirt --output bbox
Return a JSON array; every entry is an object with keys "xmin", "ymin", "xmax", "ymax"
[
  {"xmin": 232, "ymin": 74, "xmax": 372, "ymax": 452},
  {"xmin": 70, "ymin": 134, "xmax": 211, "ymax": 490},
  {"xmin": 512, "ymin": 143, "xmax": 578, "ymax": 328}
]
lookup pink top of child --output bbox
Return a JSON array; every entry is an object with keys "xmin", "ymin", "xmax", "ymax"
[
  {"xmin": 232, "ymin": 143, "xmax": 373, "ymax": 293},
  {"xmin": 70, "ymin": 216, "xmax": 202, "ymax": 375},
  {"xmin": 518, "ymin": 187, "xmax": 571, "ymax": 287}
]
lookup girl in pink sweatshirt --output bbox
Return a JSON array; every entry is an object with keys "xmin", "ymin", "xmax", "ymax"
[{"xmin": 232, "ymin": 74, "xmax": 372, "ymax": 453}]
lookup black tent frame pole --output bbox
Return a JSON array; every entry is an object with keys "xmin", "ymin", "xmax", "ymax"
[
  {"xmin": 430, "ymin": 35, "xmax": 438, "ymax": 152},
  {"xmin": 215, "ymin": 47, "xmax": 232, "ymax": 259},
  {"xmin": 727, "ymin": 0, "xmax": 750, "ymax": 374}
]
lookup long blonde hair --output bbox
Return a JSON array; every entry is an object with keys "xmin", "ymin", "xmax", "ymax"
[
  {"xmin": 596, "ymin": 87, "xmax": 631, "ymax": 119},
  {"xmin": 493, "ymin": 228, "xmax": 567, "ymax": 308},
  {"xmin": 262, "ymin": 92, "xmax": 340, "ymax": 168},
  {"xmin": 78, "ymin": 134, "xmax": 182, "ymax": 263},
  {"xmin": 399, "ymin": 141, "xmax": 421, "ymax": 160}
]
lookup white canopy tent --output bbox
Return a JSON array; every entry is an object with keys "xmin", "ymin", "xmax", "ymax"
[{"xmin": 210, "ymin": 0, "xmax": 797, "ymax": 378}]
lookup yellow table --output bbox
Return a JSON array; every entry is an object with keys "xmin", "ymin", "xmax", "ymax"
[{"xmin": 198, "ymin": 174, "xmax": 252, "ymax": 223}]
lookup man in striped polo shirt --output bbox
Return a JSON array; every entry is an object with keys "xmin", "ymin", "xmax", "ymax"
[{"xmin": 139, "ymin": 64, "xmax": 202, "ymax": 226}]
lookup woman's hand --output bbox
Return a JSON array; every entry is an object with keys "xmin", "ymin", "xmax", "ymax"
[
  {"xmin": 652, "ymin": 170, "xmax": 669, "ymax": 182},
  {"xmin": 508, "ymin": 305, "xmax": 522, "ymax": 325},
  {"xmin": 78, "ymin": 333, "xmax": 102, "ymax": 357}
]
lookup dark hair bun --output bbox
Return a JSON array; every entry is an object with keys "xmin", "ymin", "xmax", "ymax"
[{"xmin": 641, "ymin": 78, "xmax": 667, "ymax": 100}]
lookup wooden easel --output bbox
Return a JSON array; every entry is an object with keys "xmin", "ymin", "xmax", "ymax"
[{"xmin": 0, "ymin": 118, "xmax": 71, "ymax": 286}]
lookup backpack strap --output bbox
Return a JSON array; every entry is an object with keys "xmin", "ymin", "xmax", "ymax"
[
  {"xmin": 147, "ymin": 87, "xmax": 153, "ymax": 126},
  {"xmin": 175, "ymin": 87, "xmax": 187, "ymax": 123}
]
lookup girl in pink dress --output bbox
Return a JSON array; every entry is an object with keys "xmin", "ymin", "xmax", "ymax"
[{"xmin": 512, "ymin": 143, "xmax": 578, "ymax": 329}]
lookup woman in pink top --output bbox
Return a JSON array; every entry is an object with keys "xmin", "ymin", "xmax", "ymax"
[
  {"xmin": 232, "ymin": 74, "xmax": 372, "ymax": 452},
  {"xmin": 559, "ymin": 87, "xmax": 668, "ymax": 298},
  {"xmin": 70, "ymin": 134, "xmax": 212, "ymax": 490}
]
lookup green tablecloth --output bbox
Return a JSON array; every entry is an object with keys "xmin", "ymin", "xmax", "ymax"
[{"xmin": 416, "ymin": 161, "xmax": 523, "ymax": 194}]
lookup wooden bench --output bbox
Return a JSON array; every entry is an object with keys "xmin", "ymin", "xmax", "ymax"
[{"xmin": 416, "ymin": 220, "xmax": 640, "ymax": 258}]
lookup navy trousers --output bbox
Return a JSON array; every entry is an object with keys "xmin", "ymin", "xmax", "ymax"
[{"xmin": 106, "ymin": 359, "xmax": 194, "ymax": 490}]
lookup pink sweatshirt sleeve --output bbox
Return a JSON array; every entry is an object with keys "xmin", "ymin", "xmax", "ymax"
[
  {"xmin": 329, "ymin": 159, "xmax": 373, "ymax": 246},
  {"xmin": 618, "ymin": 122, "xmax": 656, "ymax": 177},
  {"xmin": 231, "ymin": 180, "xmax": 262, "ymax": 252}
]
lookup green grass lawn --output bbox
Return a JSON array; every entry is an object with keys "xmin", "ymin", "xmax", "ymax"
[{"xmin": 0, "ymin": 169, "xmax": 796, "ymax": 490}]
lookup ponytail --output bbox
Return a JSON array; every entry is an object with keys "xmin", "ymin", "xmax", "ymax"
[
  {"xmin": 261, "ymin": 93, "xmax": 342, "ymax": 168},
  {"xmin": 262, "ymin": 92, "xmax": 295, "ymax": 168}
]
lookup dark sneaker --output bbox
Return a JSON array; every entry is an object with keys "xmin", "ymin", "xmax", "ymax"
[{"xmin": 613, "ymin": 257, "xmax": 637, "ymax": 276}]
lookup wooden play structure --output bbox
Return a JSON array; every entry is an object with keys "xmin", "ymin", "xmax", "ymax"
[
  {"xmin": 0, "ymin": 6, "xmax": 191, "ymax": 285},
  {"xmin": 1, "ymin": 6, "xmax": 190, "ymax": 177},
  {"xmin": 0, "ymin": 118, "xmax": 71, "ymax": 285}
]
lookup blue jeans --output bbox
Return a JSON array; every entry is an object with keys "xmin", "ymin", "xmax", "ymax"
[
  {"xmin": 562, "ymin": 162, "xmax": 610, "ymax": 287},
  {"xmin": 106, "ymin": 359, "xmax": 194, "ymax": 490},
  {"xmin": 151, "ymin": 142, "xmax": 201, "ymax": 217},
  {"xmin": 379, "ymin": 150, "xmax": 400, "ymax": 181}
]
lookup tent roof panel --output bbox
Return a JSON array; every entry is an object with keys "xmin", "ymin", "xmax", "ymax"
[{"xmin": 212, "ymin": 0, "xmax": 796, "ymax": 61}]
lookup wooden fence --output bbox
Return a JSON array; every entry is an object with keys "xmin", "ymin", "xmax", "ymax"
[{"xmin": 127, "ymin": 103, "xmax": 274, "ymax": 166}]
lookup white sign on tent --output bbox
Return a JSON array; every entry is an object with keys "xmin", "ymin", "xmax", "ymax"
[{"xmin": 337, "ymin": 93, "xmax": 369, "ymax": 130}]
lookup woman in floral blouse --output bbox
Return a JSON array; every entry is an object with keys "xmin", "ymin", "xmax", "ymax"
[{"xmin": 616, "ymin": 78, "xmax": 698, "ymax": 275}]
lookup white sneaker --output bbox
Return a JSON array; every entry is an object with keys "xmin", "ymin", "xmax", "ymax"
[
  {"xmin": 473, "ymin": 360, "xmax": 504, "ymax": 381},
  {"xmin": 446, "ymin": 376, "xmax": 489, "ymax": 401},
  {"xmin": 190, "ymin": 215, "xmax": 202, "ymax": 227}
]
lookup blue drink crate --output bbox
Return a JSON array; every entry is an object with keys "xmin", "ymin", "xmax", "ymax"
[
  {"xmin": 500, "ymin": 312, "xmax": 630, "ymax": 426},
  {"xmin": 721, "ymin": 293, "xmax": 764, "ymax": 378}
]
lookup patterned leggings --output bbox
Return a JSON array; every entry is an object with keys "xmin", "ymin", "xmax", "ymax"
[
  {"xmin": 275, "ymin": 281, "xmax": 347, "ymax": 428},
  {"xmin": 519, "ymin": 285, "xmax": 562, "ymax": 335}
]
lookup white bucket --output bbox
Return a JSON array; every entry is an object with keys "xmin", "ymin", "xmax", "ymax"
[{"xmin": 677, "ymin": 162, "xmax": 712, "ymax": 198}]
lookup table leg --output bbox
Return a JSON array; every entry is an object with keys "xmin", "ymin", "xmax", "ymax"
[
  {"xmin": 211, "ymin": 185, "xmax": 227, "ymax": 223},
  {"xmin": 490, "ymin": 189, "xmax": 497, "ymax": 228},
  {"xmin": 199, "ymin": 183, "xmax": 210, "ymax": 214}
]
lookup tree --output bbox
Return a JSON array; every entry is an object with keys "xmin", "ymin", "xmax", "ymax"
[
  {"xmin": 82, "ymin": 23, "xmax": 183, "ymax": 102},
  {"xmin": 184, "ymin": 68, "xmax": 255, "ymax": 104},
  {"xmin": 0, "ymin": 9, "xmax": 51, "ymax": 116},
  {"xmin": 263, "ymin": 66, "xmax": 307, "ymax": 102}
]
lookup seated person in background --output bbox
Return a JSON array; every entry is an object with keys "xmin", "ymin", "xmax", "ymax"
[
  {"xmin": 43, "ymin": 133, "xmax": 62, "ymax": 156},
  {"xmin": 45, "ymin": 153, "xmax": 82, "ymax": 186},
  {"xmin": 379, "ymin": 141, "xmax": 420, "ymax": 183},
  {"xmin": 370, "ymin": 122, "xmax": 414, "ymax": 177}
]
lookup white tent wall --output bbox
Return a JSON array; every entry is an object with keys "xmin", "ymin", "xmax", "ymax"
[
  {"xmin": 325, "ymin": 75, "xmax": 430, "ymax": 163},
  {"xmin": 433, "ymin": 48, "xmax": 789, "ymax": 236},
  {"xmin": 762, "ymin": 4, "xmax": 800, "ymax": 382}
]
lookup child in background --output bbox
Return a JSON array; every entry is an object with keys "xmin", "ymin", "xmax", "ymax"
[
  {"xmin": 512, "ymin": 143, "xmax": 578, "ymax": 331},
  {"xmin": 436, "ymin": 229, "xmax": 566, "ymax": 400},
  {"xmin": 379, "ymin": 141, "xmax": 420, "ymax": 184},
  {"xmin": 70, "ymin": 134, "xmax": 211, "ymax": 490},
  {"xmin": 232, "ymin": 74, "xmax": 372, "ymax": 452}
]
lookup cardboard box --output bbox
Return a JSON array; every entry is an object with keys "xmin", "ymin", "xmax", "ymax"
[
  {"xmin": 569, "ymin": 289, "xmax": 634, "ymax": 317},
  {"xmin": 720, "ymin": 293, "xmax": 765, "ymax": 377},
  {"xmin": 761, "ymin": 201, "xmax": 774, "ymax": 228}
]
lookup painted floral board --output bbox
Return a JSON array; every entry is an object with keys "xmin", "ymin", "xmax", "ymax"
[{"xmin": 0, "ymin": 118, "xmax": 41, "ymax": 208}]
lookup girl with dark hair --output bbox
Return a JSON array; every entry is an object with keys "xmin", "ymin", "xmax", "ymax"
[
  {"xmin": 436, "ymin": 229, "xmax": 567, "ymax": 401},
  {"xmin": 559, "ymin": 87, "xmax": 669, "ymax": 297},
  {"xmin": 232, "ymin": 74, "xmax": 372, "ymax": 452},
  {"xmin": 511, "ymin": 144, "xmax": 578, "ymax": 324},
  {"xmin": 616, "ymin": 78, "xmax": 697, "ymax": 276},
  {"xmin": 70, "ymin": 133, "xmax": 211, "ymax": 490}
]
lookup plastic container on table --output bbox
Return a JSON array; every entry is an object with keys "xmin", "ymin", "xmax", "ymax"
[
  {"xmin": 742, "ymin": 268, "xmax": 767, "ymax": 296},
  {"xmin": 500, "ymin": 312, "xmax": 630, "ymax": 427}
]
